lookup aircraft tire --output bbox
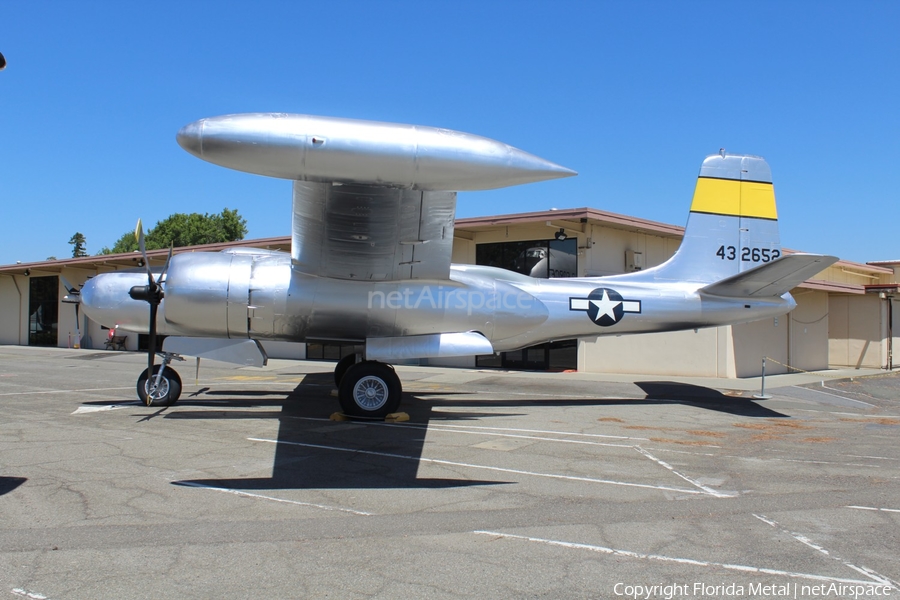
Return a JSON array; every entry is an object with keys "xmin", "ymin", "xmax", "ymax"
[
  {"xmin": 137, "ymin": 365, "xmax": 182, "ymax": 407},
  {"xmin": 338, "ymin": 361, "xmax": 402, "ymax": 418},
  {"xmin": 334, "ymin": 354, "xmax": 357, "ymax": 387}
]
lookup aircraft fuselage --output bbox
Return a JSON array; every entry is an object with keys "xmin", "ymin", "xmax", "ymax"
[{"xmin": 81, "ymin": 251, "xmax": 794, "ymax": 352}]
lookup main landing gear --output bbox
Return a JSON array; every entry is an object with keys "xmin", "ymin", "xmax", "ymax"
[
  {"xmin": 131, "ymin": 350, "xmax": 401, "ymax": 417},
  {"xmin": 334, "ymin": 356, "xmax": 403, "ymax": 419}
]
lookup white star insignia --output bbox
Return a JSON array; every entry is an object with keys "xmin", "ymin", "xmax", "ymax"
[{"xmin": 589, "ymin": 290, "xmax": 621, "ymax": 323}]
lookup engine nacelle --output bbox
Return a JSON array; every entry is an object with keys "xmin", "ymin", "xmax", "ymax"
[
  {"xmin": 163, "ymin": 253, "xmax": 249, "ymax": 337},
  {"xmin": 164, "ymin": 251, "xmax": 292, "ymax": 339}
]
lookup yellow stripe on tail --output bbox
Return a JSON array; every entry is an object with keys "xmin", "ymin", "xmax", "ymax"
[{"xmin": 689, "ymin": 177, "xmax": 777, "ymax": 220}]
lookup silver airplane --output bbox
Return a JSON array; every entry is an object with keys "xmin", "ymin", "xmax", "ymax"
[{"xmin": 80, "ymin": 113, "xmax": 837, "ymax": 417}]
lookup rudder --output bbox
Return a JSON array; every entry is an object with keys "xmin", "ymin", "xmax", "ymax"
[{"xmin": 650, "ymin": 153, "xmax": 781, "ymax": 284}]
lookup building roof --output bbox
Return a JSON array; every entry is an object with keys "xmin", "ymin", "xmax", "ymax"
[
  {"xmin": 0, "ymin": 236, "xmax": 291, "ymax": 275},
  {"xmin": 799, "ymin": 279, "xmax": 867, "ymax": 295},
  {"xmin": 0, "ymin": 207, "xmax": 890, "ymax": 297},
  {"xmin": 867, "ymin": 260, "xmax": 900, "ymax": 266},
  {"xmin": 455, "ymin": 207, "xmax": 685, "ymax": 238}
]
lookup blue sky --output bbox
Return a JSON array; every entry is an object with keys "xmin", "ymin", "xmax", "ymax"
[{"xmin": 1, "ymin": 1, "xmax": 897, "ymax": 266}]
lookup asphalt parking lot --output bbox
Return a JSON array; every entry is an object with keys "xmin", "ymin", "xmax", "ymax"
[{"xmin": 1, "ymin": 346, "xmax": 899, "ymax": 599}]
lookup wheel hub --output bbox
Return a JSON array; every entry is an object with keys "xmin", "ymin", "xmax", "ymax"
[
  {"xmin": 353, "ymin": 375, "xmax": 388, "ymax": 411},
  {"xmin": 145, "ymin": 377, "xmax": 169, "ymax": 401}
]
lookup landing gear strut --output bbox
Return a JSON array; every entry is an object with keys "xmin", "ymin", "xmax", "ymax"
[{"xmin": 335, "ymin": 358, "xmax": 402, "ymax": 418}]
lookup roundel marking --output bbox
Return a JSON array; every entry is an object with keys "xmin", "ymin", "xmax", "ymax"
[{"xmin": 569, "ymin": 287, "xmax": 642, "ymax": 327}]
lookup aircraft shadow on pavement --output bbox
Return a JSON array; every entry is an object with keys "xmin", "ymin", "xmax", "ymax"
[
  {"xmin": 412, "ymin": 381, "xmax": 788, "ymax": 419},
  {"xmin": 169, "ymin": 375, "xmax": 785, "ymax": 491},
  {"xmin": 636, "ymin": 382, "xmax": 788, "ymax": 418},
  {"xmin": 0, "ymin": 476, "xmax": 27, "ymax": 496},
  {"xmin": 169, "ymin": 373, "xmax": 509, "ymax": 490}
]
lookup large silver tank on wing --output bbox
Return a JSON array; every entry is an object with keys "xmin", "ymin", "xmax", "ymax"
[{"xmin": 176, "ymin": 113, "xmax": 576, "ymax": 191}]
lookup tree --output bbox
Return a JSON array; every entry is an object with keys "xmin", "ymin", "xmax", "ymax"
[
  {"xmin": 99, "ymin": 209, "xmax": 248, "ymax": 255},
  {"xmin": 69, "ymin": 232, "xmax": 87, "ymax": 257}
]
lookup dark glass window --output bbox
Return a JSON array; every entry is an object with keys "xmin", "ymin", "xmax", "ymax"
[
  {"xmin": 476, "ymin": 340, "xmax": 577, "ymax": 371},
  {"xmin": 476, "ymin": 238, "xmax": 577, "ymax": 278},
  {"xmin": 306, "ymin": 342, "xmax": 357, "ymax": 361},
  {"xmin": 473, "ymin": 238, "xmax": 578, "ymax": 371},
  {"xmin": 28, "ymin": 276, "xmax": 59, "ymax": 346},
  {"xmin": 138, "ymin": 334, "xmax": 167, "ymax": 352}
]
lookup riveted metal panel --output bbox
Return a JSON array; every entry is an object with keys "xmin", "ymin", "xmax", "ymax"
[
  {"xmin": 226, "ymin": 254, "xmax": 252, "ymax": 338},
  {"xmin": 292, "ymin": 182, "xmax": 456, "ymax": 281}
]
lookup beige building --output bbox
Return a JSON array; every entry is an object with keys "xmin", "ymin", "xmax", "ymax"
[{"xmin": 1, "ymin": 208, "xmax": 896, "ymax": 377}]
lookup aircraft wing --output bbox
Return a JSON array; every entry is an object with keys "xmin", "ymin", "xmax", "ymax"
[
  {"xmin": 698, "ymin": 253, "xmax": 839, "ymax": 298},
  {"xmin": 176, "ymin": 113, "xmax": 575, "ymax": 282}
]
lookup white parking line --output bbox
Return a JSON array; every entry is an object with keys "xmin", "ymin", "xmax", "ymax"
[
  {"xmin": 11, "ymin": 589, "xmax": 49, "ymax": 600},
  {"xmin": 847, "ymin": 505, "xmax": 900, "ymax": 514},
  {"xmin": 249, "ymin": 437, "xmax": 711, "ymax": 496},
  {"xmin": 426, "ymin": 422, "xmax": 649, "ymax": 441},
  {"xmin": 71, "ymin": 402, "xmax": 141, "ymax": 414},
  {"xmin": 791, "ymin": 386, "xmax": 876, "ymax": 408},
  {"xmin": 473, "ymin": 531, "xmax": 885, "ymax": 586},
  {"xmin": 412, "ymin": 426, "xmax": 635, "ymax": 449},
  {"xmin": 633, "ymin": 446, "xmax": 734, "ymax": 498},
  {"xmin": 0, "ymin": 386, "xmax": 133, "ymax": 397},
  {"xmin": 753, "ymin": 514, "xmax": 898, "ymax": 589},
  {"xmin": 174, "ymin": 481, "xmax": 372, "ymax": 516},
  {"xmin": 287, "ymin": 416, "xmax": 648, "ymax": 441},
  {"xmin": 647, "ymin": 447, "xmax": 898, "ymax": 470}
]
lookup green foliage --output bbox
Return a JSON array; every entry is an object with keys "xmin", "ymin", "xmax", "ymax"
[
  {"xmin": 69, "ymin": 232, "xmax": 87, "ymax": 257},
  {"xmin": 102, "ymin": 231, "xmax": 139, "ymax": 255},
  {"xmin": 100, "ymin": 209, "xmax": 248, "ymax": 255}
]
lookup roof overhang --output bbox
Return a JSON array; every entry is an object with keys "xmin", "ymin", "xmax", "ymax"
[
  {"xmin": 798, "ymin": 279, "xmax": 866, "ymax": 294},
  {"xmin": 455, "ymin": 207, "xmax": 684, "ymax": 238},
  {"xmin": 0, "ymin": 236, "xmax": 292, "ymax": 275}
]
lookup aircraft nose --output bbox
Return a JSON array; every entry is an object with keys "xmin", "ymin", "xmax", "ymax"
[
  {"xmin": 176, "ymin": 120, "xmax": 204, "ymax": 157},
  {"xmin": 79, "ymin": 271, "xmax": 153, "ymax": 330},
  {"xmin": 79, "ymin": 277, "xmax": 99, "ymax": 312}
]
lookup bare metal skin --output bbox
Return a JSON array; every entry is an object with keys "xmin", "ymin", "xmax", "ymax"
[{"xmin": 80, "ymin": 115, "xmax": 837, "ymax": 414}]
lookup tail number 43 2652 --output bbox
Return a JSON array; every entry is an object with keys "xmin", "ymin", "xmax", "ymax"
[{"xmin": 715, "ymin": 246, "xmax": 781, "ymax": 263}]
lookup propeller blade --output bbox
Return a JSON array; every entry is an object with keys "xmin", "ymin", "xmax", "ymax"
[
  {"xmin": 131, "ymin": 219, "xmax": 168, "ymax": 404},
  {"xmin": 134, "ymin": 219, "xmax": 154, "ymax": 282},
  {"xmin": 158, "ymin": 244, "xmax": 174, "ymax": 281},
  {"xmin": 59, "ymin": 275, "xmax": 79, "ymax": 295}
]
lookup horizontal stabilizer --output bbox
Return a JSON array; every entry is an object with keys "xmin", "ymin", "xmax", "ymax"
[
  {"xmin": 699, "ymin": 254, "xmax": 839, "ymax": 298},
  {"xmin": 366, "ymin": 331, "xmax": 493, "ymax": 362}
]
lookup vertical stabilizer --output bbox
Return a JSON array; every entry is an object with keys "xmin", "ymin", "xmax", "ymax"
[{"xmin": 649, "ymin": 153, "xmax": 781, "ymax": 284}]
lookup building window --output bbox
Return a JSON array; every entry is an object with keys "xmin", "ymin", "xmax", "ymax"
[
  {"xmin": 138, "ymin": 334, "xmax": 167, "ymax": 353},
  {"xmin": 306, "ymin": 342, "xmax": 357, "ymax": 361},
  {"xmin": 476, "ymin": 237, "xmax": 577, "ymax": 278},
  {"xmin": 28, "ymin": 276, "xmax": 59, "ymax": 347},
  {"xmin": 474, "ymin": 238, "xmax": 578, "ymax": 370},
  {"xmin": 476, "ymin": 339, "xmax": 577, "ymax": 371}
]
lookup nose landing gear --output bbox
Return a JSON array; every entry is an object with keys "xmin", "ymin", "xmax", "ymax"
[{"xmin": 136, "ymin": 352, "xmax": 185, "ymax": 406}]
